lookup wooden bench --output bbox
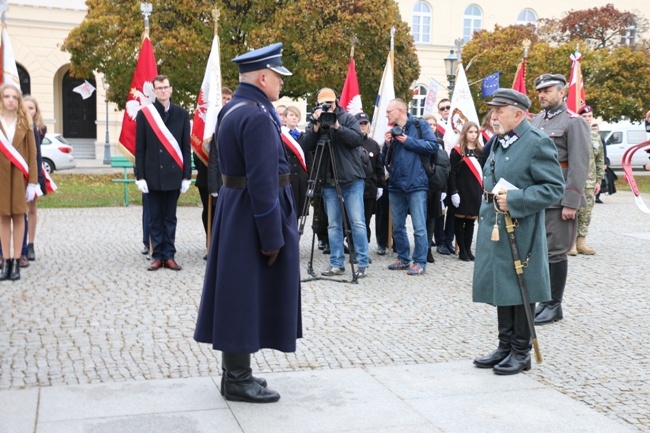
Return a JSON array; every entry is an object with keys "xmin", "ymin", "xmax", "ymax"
[{"xmin": 110, "ymin": 155, "xmax": 196, "ymax": 207}]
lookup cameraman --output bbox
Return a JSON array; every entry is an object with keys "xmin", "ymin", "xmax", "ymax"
[
  {"xmin": 382, "ymin": 98, "xmax": 439, "ymax": 276},
  {"xmin": 303, "ymin": 87, "xmax": 369, "ymax": 278}
]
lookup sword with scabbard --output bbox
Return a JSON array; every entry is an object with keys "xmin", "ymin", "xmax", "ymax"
[{"xmin": 493, "ymin": 190, "xmax": 543, "ymax": 364}]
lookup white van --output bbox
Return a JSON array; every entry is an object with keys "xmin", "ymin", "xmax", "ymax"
[{"xmin": 598, "ymin": 122, "xmax": 650, "ymax": 169}]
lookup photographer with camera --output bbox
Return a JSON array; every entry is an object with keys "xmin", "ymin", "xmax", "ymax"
[
  {"xmin": 382, "ymin": 98, "xmax": 440, "ymax": 276},
  {"xmin": 302, "ymin": 87, "xmax": 369, "ymax": 278}
]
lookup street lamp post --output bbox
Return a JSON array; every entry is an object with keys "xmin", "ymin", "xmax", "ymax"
[
  {"xmin": 102, "ymin": 79, "xmax": 111, "ymax": 165},
  {"xmin": 444, "ymin": 49, "xmax": 458, "ymax": 99}
]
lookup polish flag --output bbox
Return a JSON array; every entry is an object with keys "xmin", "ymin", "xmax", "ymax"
[
  {"xmin": 191, "ymin": 33, "xmax": 223, "ymax": 166},
  {"xmin": 340, "ymin": 57, "xmax": 363, "ymax": 115},
  {"xmin": 567, "ymin": 51, "xmax": 586, "ymax": 113},
  {"xmin": 118, "ymin": 36, "xmax": 158, "ymax": 159}
]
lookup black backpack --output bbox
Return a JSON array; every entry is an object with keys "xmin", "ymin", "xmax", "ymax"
[{"xmin": 413, "ymin": 118, "xmax": 450, "ymax": 192}]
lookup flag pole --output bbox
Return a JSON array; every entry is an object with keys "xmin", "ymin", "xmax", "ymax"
[
  {"xmin": 387, "ymin": 27, "xmax": 395, "ymax": 251},
  {"xmin": 140, "ymin": 2, "xmax": 152, "ymax": 40},
  {"xmin": 207, "ymin": 7, "xmax": 220, "ymax": 255},
  {"xmin": 0, "ymin": 0, "xmax": 8, "ymax": 86}
]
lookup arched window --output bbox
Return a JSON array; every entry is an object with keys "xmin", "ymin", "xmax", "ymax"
[
  {"xmin": 463, "ymin": 5, "xmax": 483, "ymax": 43},
  {"xmin": 17, "ymin": 64, "xmax": 31, "ymax": 96},
  {"xmin": 409, "ymin": 84, "xmax": 427, "ymax": 117},
  {"xmin": 517, "ymin": 9, "xmax": 538, "ymax": 26},
  {"xmin": 412, "ymin": 2, "xmax": 431, "ymax": 44}
]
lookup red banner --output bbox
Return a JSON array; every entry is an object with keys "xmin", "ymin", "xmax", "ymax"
[
  {"xmin": 567, "ymin": 52, "xmax": 585, "ymax": 113},
  {"xmin": 118, "ymin": 37, "xmax": 158, "ymax": 159},
  {"xmin": 340, "ymin": 58, "xmax": 362, "ymax": 115}
]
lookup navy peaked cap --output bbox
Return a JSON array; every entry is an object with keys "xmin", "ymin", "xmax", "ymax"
[{"xmin": 232, "ymin": 42, "xmax": 292, "ymax": 76}]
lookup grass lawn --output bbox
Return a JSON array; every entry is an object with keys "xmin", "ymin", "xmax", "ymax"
[
  {"xmin": 34, "ymin": 171, "xmax": 650, "ymax": 208},
  {"xmin": 38, "ymin": 173, "xmax": 201, "ymax": 208}
]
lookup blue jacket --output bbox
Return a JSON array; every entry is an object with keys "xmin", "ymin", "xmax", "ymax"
[{"xmin": 382, "ymin": 115, "xmax": 439, "ymax": 193}]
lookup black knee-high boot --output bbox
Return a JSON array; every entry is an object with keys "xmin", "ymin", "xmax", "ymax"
[
  {"xmin": 464, "ymin": 218, "xmax": 476, "ymax": 261},
  {"xmin": 221, "ymin": 352, "xmax": 279, "ymax": 403},
  {"xmin": 455, "ymin": 217, "xmax": 470, "ymax": 261},
  {"xmin": 474, "ymin": 306, "xmax": 513, "ymax": 368},
  {"xmin": 493, "ymin": 304, "xmax": 533, "ymax": 375},
  {"xmin": 535, "ymin": 260, "xmax": 567, "ymax": 325}
]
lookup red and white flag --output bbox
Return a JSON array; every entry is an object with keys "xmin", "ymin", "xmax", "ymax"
[
  {"xmin": 191, "ymin": 33, "xmax": 223, "ymax": 166},
  {"xmin": 512, "ymin": 61, "xmax": 526, "ymax": 96},
  {"xmin": 118, "ymin": 36, "xmax": 158, "ymax": 159},
  {"xmin": 567, "ymin": 51, "xmax": 585, "ymax": 113},
  {"xmin": 443, "ymin": 63, "xmax": 479, "ymax": 151},
  {"xmin": 72, "ymin": 80, "xmax": 96, "ymax": 100},
  {"xmin": 1, "ymin": 24, "xmax": 20, "ymax": 89},
  {"xmin": 369, "ymin": 54, "xmax": 395, "ymax": 146},
  {"xmin": 339, "ymin": 57, "xmax": 362, "ymax": 115},
  {"xmin": 42, "ymin": 167, "xmax": 58, "ymax": 193}
]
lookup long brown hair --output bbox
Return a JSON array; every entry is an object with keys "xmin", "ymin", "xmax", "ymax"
[
  {"xmin": 23, "ymin": 95, "xmax": 45, "ymax": 132},
  {"xmin": 0, "ymin": 84, "xmax": 33, "ymax": 131},
  {"xmin": 457, "ymin": 121, "xmax": 482, "ymax": 156}
]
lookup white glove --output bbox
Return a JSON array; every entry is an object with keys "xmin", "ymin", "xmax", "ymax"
[
  {"xmin": 180, "ymin": 179, "xmax": 191, "ymax": 194},
  {"xmin": 25, "ymin": 184, "xmax": 38, "ymax": 202},
  {"xmin": 135, "ymin": 179, "xmax": 149, "ymax": 194},
  {"xmin": 210, "ymin": 192, "xmax": 218, "ymax": 197},
  {"xmin": 35, "ymin": 184, "xmax": 43, "ymax": 197},
  {"xmin": 451, "ymin": 193, "xmax": 461, "ymax": 208},
  {"xmin": 376, "ymin": 187, "xmax": 383, "ymax": 200},
  {"xmin": 440, "ymin": 192, "xmax": 447, "ymax": 202}
]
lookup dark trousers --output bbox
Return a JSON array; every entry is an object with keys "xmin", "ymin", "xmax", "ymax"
[
  {"xmin": 434, "ymin": 212, "xmax": 455, "ymax": 247},
  {"xmin": 375, "ymin": 190, "xmax": 389, "ymax": 248},
  {"xmin": 148, "ymin": 189, "xmax": 180, "ymax": 260},
  {"xmin": 363, "ymin": 196, "xmax": 376, "ymax": 243},
  {"xmin": 142, "ymin": 193, "xmax": 150, "ymax": 248},
  {"xmin": 198, "ymin": 186, "xmax": 217, "ymax": 243},
  {"xmin": 312, "ymin": 196, "xmax": 328, "ymax": 243}
]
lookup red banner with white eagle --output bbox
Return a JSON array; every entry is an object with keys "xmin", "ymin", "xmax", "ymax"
[
  {"xmin": 567, "ymin": 51, "xmax": 585, "ymax": 114},
  {"xmin": 118, "ymin": 36, "xmax": 158, "ymax": 159},
  {"xmin": 340, "ymin": 57, "xmax": 362, "ymax": 115}
]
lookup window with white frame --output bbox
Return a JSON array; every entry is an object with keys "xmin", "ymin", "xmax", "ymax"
[
  {"xmin": 463, "ymin": 5, "xmax": 482, "ymax": 43},
  {"xmin": 412, "ymin": 2, "xmax": 432, "ymax": 44},
  {"xmin": 517, "ymin": 9, "xmax": 537, "ymax": 26},
  {"xmin": 409, "ymin": 84, "xmax": 428, "ymax": 117}
]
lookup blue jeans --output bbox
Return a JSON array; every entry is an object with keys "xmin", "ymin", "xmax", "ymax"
[
  {"xmin": 322, "ymin": 179, "xmax": 369, "ymax": 268},
  {"xmin": 389, "ymin": 190, "xmax": 428, "ymax": 267}
]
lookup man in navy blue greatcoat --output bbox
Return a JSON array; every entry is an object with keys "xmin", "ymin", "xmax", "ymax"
[{"xmin": 194, "ymin": 43, "xmax": 302, "ymax": 403}]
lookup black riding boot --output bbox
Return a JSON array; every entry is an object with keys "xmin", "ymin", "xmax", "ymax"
[
  {"xmin": 9, "ymin": 258, "xmax": 20, "ymax": 281},
  {"xmin": 474, "ymin": 306, "xmax": 513, "ymax": 368},
  {"xmin": 535, "ymin": 260, "xmax": 567, "ymax": 325},
  {"xmin": 0, "ymin": 259, "xmax": 11, "ymax": 281},
  {"xmin": 220, "ymin": 358, "xmax": 268, "ymax": 396},
  {"xmin": 493, "ymin": 304, "xmax": 533, "ymax": 375},
  {"xmin": 464, "ymin": 218, "xmax": 476, "ymax": 261},
  {"xmin": 221, "ymin": 352, "xmax": 279, "ymax": 403},
  {"xmin": 455, "ymin": 217, "xmax": 470, "ymax": 261}
]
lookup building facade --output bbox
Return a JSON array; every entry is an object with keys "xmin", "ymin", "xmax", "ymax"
[{"xmin": 6, "ymin": 0, "xmax": 650, "ymax": 160}]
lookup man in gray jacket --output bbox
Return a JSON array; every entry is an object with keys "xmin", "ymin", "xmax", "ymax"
[{"xmin": 530, "ymin": 74, "xmax": 591, "ymax": 326}]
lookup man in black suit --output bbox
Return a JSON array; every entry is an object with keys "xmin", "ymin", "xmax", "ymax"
[{"xmin": 135, "ymin": 74, "xmax": 192, "ymax": 271}]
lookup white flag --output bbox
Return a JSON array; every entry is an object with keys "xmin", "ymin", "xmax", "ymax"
[
  {"xmin": 370, "ymin": 54, "xmax": 395, "ymax": 147},
  {"xmin": 443, "ymin": 63, "xmax": 479, "ymax": 151},
  {"xmin": 422, "ymin": 77, "xmax": 441, "ymax": 116},
  {"xmin": 2, "ymin": 26, "xmax": 20, "ymax": 89},
  {"xmin": 72, "ymin": 80, "xmax": 96, "ymax": 100}
]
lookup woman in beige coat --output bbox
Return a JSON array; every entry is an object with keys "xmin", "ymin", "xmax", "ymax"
[{"xmin": 0, "ymin": 84, "xmax": 38, "ymax": 281}]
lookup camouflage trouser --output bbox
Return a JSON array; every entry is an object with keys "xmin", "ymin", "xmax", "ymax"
[{"xmin": 577, "ymin": 187, "xmax": 595, "ymax": 237}]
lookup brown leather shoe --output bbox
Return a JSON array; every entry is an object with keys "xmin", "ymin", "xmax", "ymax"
[
  {"xmin": 148, "ymin": 259, "xmax": 163, "ymax": 271},
  {"xmin": 164, "ymin": 259, "xmax": 182, "ymax": 271},
  {"xmin": 19, "ymin": 255, "xmax": 30, "ymax": 268}
]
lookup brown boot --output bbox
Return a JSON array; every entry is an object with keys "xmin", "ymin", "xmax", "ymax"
[{"xmin": 576, "ymin": 236, "xmax": 596, "ymax": 255}]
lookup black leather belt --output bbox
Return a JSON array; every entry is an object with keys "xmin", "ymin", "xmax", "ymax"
[
  {"xmin": 483, "ymin": 191, "xmax": 496, "ymax": 202},
  {"xmin": 222, "ymin": 173, "xmax": 291, "ymax": 188}
]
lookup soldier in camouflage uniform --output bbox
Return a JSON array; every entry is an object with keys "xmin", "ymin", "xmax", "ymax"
[
  {"xmin": 568, "ymin": 106, "xmax": 605, "ymax": 256},
  {"xmin": 530, "ymin": 73, "xmax": 591, "ymax": 326}
]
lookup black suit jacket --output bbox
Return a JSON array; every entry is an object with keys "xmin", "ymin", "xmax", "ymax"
[{"xmin": 135, "ymin": 99, "xmax": 191, "ymax": 191}]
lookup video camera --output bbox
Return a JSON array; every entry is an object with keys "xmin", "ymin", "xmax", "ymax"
[
  {"xmin": 390, "ymin": 125, "xmax": 404, "ymax": 137},
  {"xmin": 312, "ymin": 102, "xmax": 337, "ymax": 128}
]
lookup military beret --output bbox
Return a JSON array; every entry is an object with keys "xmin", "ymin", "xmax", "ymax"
[
  {"xmin": 534, "ymin": 73, "xmax": 567, "ymax": 90},
  {"xmin": 232, "ymin": 42, "xmax": 292, "ymax": 76},
  {"xmin": 578, "ymin": 105, "xmax": 593, "ymax": 114},
  {"xmin": 355, "ymin": 112, "xmax": 370, "ymax": 123},
  {"xmin": 486, "ymin": 88, "xmax": 531, "ymax": 110}
]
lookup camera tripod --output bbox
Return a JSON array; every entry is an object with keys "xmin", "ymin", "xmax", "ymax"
[{"xmin": 298, "ymin": 133, "xmax": 359, "ymax": 284}]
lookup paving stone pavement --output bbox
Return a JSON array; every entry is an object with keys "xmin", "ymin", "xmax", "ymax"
[{"xmin": 0, "ymin": 191, "xmax": 648, "ymax": 431}]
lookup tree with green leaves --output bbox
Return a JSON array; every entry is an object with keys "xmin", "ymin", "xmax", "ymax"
[
  {"xmin": 62, "ymin": 0, "xmax": 419, "ymax": 118},
  {"xmin": 462, "ymin": 5, "xmax": 650, "ymax": 122}
]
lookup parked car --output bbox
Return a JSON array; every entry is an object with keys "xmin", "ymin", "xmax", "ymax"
[
  {"xmin": 599, "ymin": 122, "xmax": 650, "ymax": 169},
  {"xmin": 41, "ymin": 133, "xmax": 76, "ymax": 173}
]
